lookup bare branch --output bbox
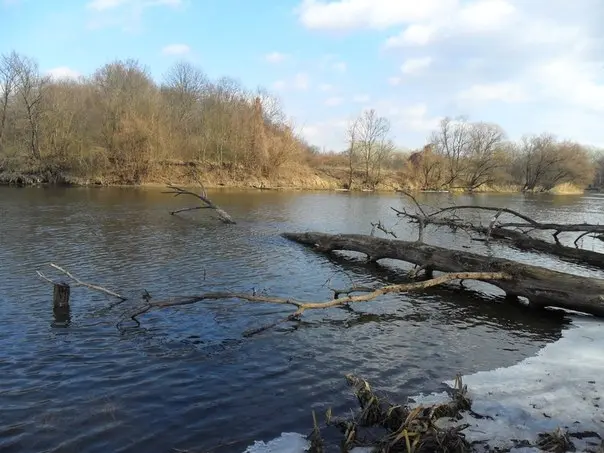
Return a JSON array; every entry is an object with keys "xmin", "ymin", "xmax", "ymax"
[
  {"xmin": 370, "ymin": 220, "xmax": 397, "ymax": 238},
  {"xmin": 121, "ymin": 272, "xmax": 511, "ymax": 333},
  {"xmin": 163, "ymin": 184, "xmax": 235, "ymax": 224},
  {"xmin": 38, "ymin": 263, "xmax": 127, "ymax": 301}
]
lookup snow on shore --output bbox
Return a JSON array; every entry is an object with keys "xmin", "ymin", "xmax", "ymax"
[{"xmin": 244, "ymin": 318, "xmax": 604, "ymax": 452}]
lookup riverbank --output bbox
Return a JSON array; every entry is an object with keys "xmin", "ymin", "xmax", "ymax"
[
  {"xmin": 245, "ymin": 318, "xmax": 604, "ymax": 453},
  {"xmin": 0, "ymin": 164, "xmax": 589, "ymax": 195}
]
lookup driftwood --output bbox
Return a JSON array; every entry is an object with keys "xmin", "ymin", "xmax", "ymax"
[
  {"xmin": 392, "ymin": 192, "xmax": 604, "ymax": 269},
  {"xmin": 163, "ymin": 183, "xmax": 235, "ymax": 224},
  {"xmin": 282, "ymin": 232, "xmax": 604, "ymax": 317},
  {"xmin": 123, "ymin": 271, "xmax": 509, "ymax": 335},
  {"xmin": 36, "ymin": 262, "xmax": 508, "ymax": 335},
  {"xmin": 392, "ymin": 207, "xmax": 604, "ymax": 269}
]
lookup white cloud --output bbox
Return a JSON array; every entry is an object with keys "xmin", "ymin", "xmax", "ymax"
[
  {"xmin": 384, "ymin": 0, "xmax": 518, "ymax": 48},
  {"xmin": 87, "ymin": 0, "xmax": 126, "ymax": 10},
  {"xmin": 457, "ymin": 81, "xmax": 528, "ymax": 103},
  {"xmin": 353, "ymin": 94, "xmax": 370, "ymax": 103},
  {"xmin": 392, "ymin": 102, "xmax": 442, "ymax": 132},
  {"xmin": 401, "ymin": 57, "xmax": 433, "ymax": 75},
  {"xmin": 265, "ymin": 51, "xmax": 289, "ymax": 63},
  {"xmin": 386, "ymin": 23, "xmax": 436, "ymax": 47},
  {"xmin": 325, "ymin": 96, "xmax": 343, "ymax": 106},
  {"xmin": 457, "ymin": 0, "xmax": 517, "ymax": 33},
  {"xmin": 46, "ymin": 67, "xmax": 81, "ymax": 80},
  {"xmin": 293, "ymin": 72, "xmax": 310, "ymax": 90},
  {"xmin": 293, "ymin": 0, "xmax": 604, "ymax": 149},
  {"xmin": 86, "ymin": 0, "xmax": 182, "ymax": 31},
  {"xmin": 272, "ymin": 80, "xmax": 287, "ymax": 91},
  {"xmin": 299, "ymin": 118, "xmax": 350, "ymax": 150},
  {"xmin": 297, "ymin": 0, "xmax": 458, "ymax": 30},
  {"xmin": 319, "ymin": 83, "xmax": 334, "ymax": 92},
  {"xmin": 531, "ymin": 57, "xmax": 604, "ymax": 113},
  {"xmin": 388, "ymin": 76, "xmax": 402, "ymax": 86},
  {"xmin": 161, "ymin": 43, "xmax": 190, "ymax": 55},
  {"xmin": 88, "ymin": 0, "xmax": 181, "ymax": 10},
  {"xmin": 331, "ymin": 61, "xmax": 347, "ymax": 72}
]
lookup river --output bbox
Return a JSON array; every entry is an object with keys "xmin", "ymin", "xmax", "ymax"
[{"xmin": 1, "ymin": 187, "xmax": 603, "ymax": 453}]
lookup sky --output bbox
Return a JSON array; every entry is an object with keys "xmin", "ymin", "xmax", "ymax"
[{"xmin": 1, "ymin": 0, "xmax": 603, "ymax": 152}]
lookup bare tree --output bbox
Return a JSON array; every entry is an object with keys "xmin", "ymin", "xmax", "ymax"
[
  {"xmin": 162, "ymin": 61, "xmax": 207, "ymax": 122},
  {"xmin": 430, "ymin": 116, "xmax": 470, "ymax": 187},
  {"xmin": 408, "ymin": 144, "xmax": 446, "ymax": 190},
  {"xmin": 0, "ymin": 52, "xmax": 18, "ymax": 152},
  {"xmin": 12, "ymin": 53, "xmax": 48, "ymax": 160},
  {"xmin": 345, "ymin": 117, "xmax": 359, "ymax": 189},
  {"xmin": 462, "ymin": 122, "xmax": 506, "ymax": 190},
  {"xmin": 353, "ymin": 109, "xmax": 391, "ymax": 187}
]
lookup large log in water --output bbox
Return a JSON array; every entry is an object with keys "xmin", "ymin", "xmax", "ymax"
[{"xmin": 282, "ymin": 232, "xmax": 604, "ymax": 318}]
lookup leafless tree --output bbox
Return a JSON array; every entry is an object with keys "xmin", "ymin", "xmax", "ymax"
[
  {"xmin": 408, "ymin": 144, "xmax": 446, "ymax": 190},
  {"xmin": 13, "ymin": 53, "xmax": 48, "ymax": 159},
  {"xmin": 345, "ymin": 117, "xmax": 359, "ymax": 189},
  {"xmin": 354, "ymin": 109, "xmax": 391, "ymax": 186},
  {"xmin": 430, "ymin": 116, "xmax": 470, "ymax": 187},
  {"xmin": 462, "ymin": 122, "xmax": 506, "ymax": 190},
  {"xmin": 0, "ymin": 52, "xmax": 18, "ymax": 152}
]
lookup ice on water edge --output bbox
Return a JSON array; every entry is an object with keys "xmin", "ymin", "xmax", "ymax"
[{"xmin": 243, "ymin": 318, "xmax": 604, "ymax": 452}]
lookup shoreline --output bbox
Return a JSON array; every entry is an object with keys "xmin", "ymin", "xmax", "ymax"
[{"xmin": 0, "ymin": 172, "xmax": 590, "ymax": 196}]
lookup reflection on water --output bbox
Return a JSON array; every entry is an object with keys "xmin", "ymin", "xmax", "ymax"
[{"xmin": 0, "ymin": 187, "xmax": 602, "ymax": 452}]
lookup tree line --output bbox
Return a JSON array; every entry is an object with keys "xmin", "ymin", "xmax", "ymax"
[
  {"xmin": 1, "ymin": 50, "xmax": 601, "ymax": 191},
  {"xmin": 338, "ymin": 111, "xmax": 600, "ymax": 192},
  {"xmin": 0, "ymin": 51, "xmax": 312, "ymax": 184}
]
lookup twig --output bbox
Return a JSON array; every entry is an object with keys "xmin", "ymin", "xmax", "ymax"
[
  {"xmin": 332, "ymin": 286, "xmax": 376, "ymax": 299},
  {"xmin": 37, "ymin": 263, "xmax": 127, "ymax": 301},
  {"xmin": 486, "ymin": 209, "xmax": 504, "ymax": 244},
  {"xmin": 370, "ymin": 220, "xmax": 398, "ymax": 238},
  {"xmin": 169, "ymin": 206, "xmax": 212, "ymax": 215}
]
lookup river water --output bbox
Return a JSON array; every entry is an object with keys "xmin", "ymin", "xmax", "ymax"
[{"xmin": 1, "ymin": 187, "xmax": 603, "ymax": 453}]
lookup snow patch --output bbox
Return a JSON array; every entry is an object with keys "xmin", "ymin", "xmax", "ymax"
[
  {"xmin": 243, "ymin": 318, "xmax": 604, "ymax": 452},
  {"xmin": 242, "ymin": 432, "xmax": 309, "ymax": 453},
  {"xmin": 439, "ymin": 318, "xmax": 604, "ymax": 451}
]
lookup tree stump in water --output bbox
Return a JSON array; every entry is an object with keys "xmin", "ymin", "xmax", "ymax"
[{"xmin": 53, "ymin": 282, "xmax": 70, "ymax": 309}]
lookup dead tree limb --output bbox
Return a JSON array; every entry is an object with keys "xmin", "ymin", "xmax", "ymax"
[
  {"xmin": 391, "ymin": 209, "xmax": 604, "ymax": 269},
  {"xmin": 163, "ymin": 184, "xmax": 235, "ymax": 224},
  {"xmin": 392, "ymin": 192, "xmax": 604, "ymax": 268},
  {"xmin": 122, "ymin": 271, "xmax": 511, "ymax": 334},
  {"xmin": 37, "ymin": 263, "xmax": 127, "ymax": 301},
  {"xmin": 282, "ymin": 232, "xmax": 604, "ymax": 318}
]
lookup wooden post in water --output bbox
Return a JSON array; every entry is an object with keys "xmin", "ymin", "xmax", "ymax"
[
  {"xmin": 53, "ymin": 282, "xmax": 70, "ymax": 309},
  {"xmin": 52, "ymin": 282, "xmax": 71, "ymax": 327}
]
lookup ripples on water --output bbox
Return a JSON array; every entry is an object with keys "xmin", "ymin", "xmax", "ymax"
[{"xmin": 0, "ymin": 187, "xmax": 601, "ymax": 452}]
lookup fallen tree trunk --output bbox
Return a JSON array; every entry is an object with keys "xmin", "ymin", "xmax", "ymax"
[{"xmin": 282, "ymin": 232, "xmax": 604, "ymax": 318}]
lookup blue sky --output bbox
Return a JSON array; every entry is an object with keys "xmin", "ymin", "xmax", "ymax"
[{"xmin": 1, "ymin": 0, "xmax": 603, "ymax": 151}]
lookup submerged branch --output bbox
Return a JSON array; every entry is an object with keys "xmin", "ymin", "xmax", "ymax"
[
  {"xmin": 123, "ymin": 273, "xmax": 509, "ymax": 334},
  {"xmin": 163, "ymin": 184, "xmax": 235, "ymax": 224}
]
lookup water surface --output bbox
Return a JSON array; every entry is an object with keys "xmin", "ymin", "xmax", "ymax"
[{"xmin": 1, "ymin": 187, "xmax": 602, "ymax": 452}]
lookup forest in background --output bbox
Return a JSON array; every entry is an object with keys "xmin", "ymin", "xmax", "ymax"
[{"xmin": 1, "ymin": 50, "xmax": 603, "ymax": 192}]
